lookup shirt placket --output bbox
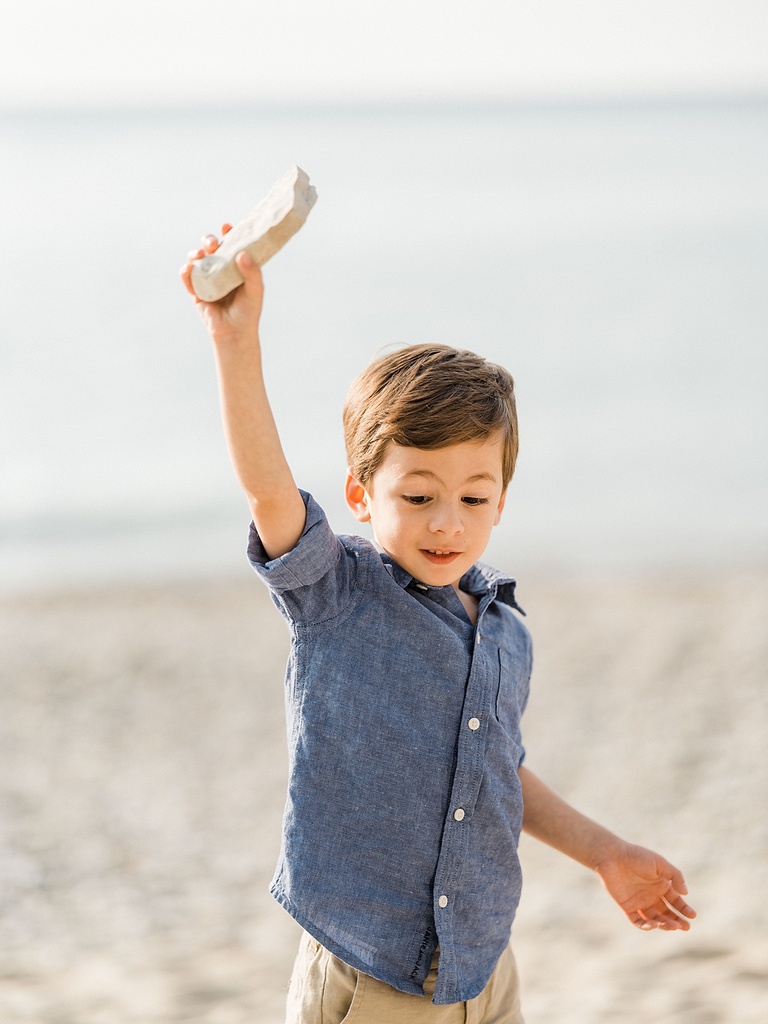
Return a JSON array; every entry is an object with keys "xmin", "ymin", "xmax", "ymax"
[{"xmin": 430, "ymin": 598, "xmax": 496, "ymax": 1001}]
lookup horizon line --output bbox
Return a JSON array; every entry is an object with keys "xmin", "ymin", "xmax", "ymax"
[{"xmin": 2, "ymin": 89, "xmax": 767, "ymax": 119}]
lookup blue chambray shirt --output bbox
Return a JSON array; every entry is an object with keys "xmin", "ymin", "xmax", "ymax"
[{"xmin": 248, "ymin": 491, "xmax": 532, "ymax": 1005}]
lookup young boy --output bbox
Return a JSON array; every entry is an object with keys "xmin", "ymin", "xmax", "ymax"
[{"xmin": 181, "ymin": 236, "xmax": 695, "ymax": 1023}]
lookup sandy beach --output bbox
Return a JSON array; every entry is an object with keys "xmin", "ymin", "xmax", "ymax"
[{"xmin": 1, "ymin": 567, "xmax": 766, "ymax": 1023}]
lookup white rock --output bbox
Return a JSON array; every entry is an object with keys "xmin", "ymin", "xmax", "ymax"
[{"xmin": 190, "ymin": 165, "xmax": 317, "ymax": 302}]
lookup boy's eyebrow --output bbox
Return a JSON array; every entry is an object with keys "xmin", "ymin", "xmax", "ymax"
[{"xmin": 402, "ymin": 469, "xmax": 498, "ymax": 484}]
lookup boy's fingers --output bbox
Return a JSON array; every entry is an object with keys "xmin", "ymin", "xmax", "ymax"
[
  {"xmin": 631, "ymin": 889, "xmax": 695, "ymax": 932},
  {"xmin": 181, "ymin": 239, "xmax": 262, "ymax": 302},
  {"xmin": 670, "ymin": 867, "xmax": 689, "ymax": 896},
  {"xmin": 236, "ymin": 250, "xmax": 258, "ymax": 276},
  {"xmin": 664, "ymin": 893, "xmax": 697, "ymax": 919},
  {"xmin": 233, "ymin": 250, "xmax": 264, "ymax": 300},
  {"xmin": 632, "ymin": 911, "xmax": 685, "ymax": 932},
  {"xmin": 180, "ymin": 264, "xmax": 197, "ymax": 296},
  {"xmin": 221, "ymin": 222, "xmax": 233, "ymax": 234},
  {"xmin": 665, "ymin": 867, "xmax": 695, "ymax": 918},
  {"xmin": 658, "ymin": 917, "xmax": 689, "ymax": 931}
]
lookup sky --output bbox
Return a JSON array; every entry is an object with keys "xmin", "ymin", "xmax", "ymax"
[{"xmin": 2, "ymin": 0, "xmax": 767, "ymax": 109}]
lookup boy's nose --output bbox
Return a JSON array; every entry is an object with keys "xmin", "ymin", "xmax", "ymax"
[{"xmin": 428, "ymin": 503, "xmax": 464, "ymax": 535}]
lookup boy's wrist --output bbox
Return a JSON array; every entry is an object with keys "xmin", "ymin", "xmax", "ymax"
[
  {"xmin": 591, "ymin": 834, "xmax": 630, "ymax": 874},
  {"xmin": 212, "ymin": 327, "xmax": 263, "ymax": 365},
  {"xmin": 215, "ymin": 327, "xmax": 261, "ymax": 349}
]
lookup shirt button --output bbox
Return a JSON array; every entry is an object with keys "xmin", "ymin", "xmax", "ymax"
[
  {"xmin": 468, "ymin": 717, "xmax": 480, "ymax": 731},
  {"xmin": 438, "ymin": 894, "xmax": 449, "ymax": 908},
  {"xmin": 453, "ymin": 808, "xmax": 465, "ymax": 821}
]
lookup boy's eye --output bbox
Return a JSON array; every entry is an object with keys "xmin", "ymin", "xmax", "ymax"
[
  {"xmin": 403, "ymin": 495, "xmax": 430, "ymax": 505},
  {"xmin": 462, "ymin": 496, "xmax": 490, "ymax": 506}
]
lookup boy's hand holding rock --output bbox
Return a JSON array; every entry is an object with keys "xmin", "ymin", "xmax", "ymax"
[{"xmin": 181, "ymin": 227, "xmax": 264, "ymax": 348}]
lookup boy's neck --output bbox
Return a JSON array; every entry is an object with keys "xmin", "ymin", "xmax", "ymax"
[{"xmin": 453, "ymin": 584, "xmax": 479, "ymax": 626}]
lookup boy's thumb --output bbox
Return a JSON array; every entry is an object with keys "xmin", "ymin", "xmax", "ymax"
[{"xmin": 234, "ymin": 249, "xmax": 263, "ymax": 299}]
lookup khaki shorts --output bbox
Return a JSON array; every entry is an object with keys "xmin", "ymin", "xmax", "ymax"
[{"xmin": 285, "ymin": 931, "xmax": 524, "ymax": 1024}]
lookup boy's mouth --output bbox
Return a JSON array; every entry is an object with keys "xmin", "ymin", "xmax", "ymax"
[{"xmin": 421, "ymin": 549, "xmax": 461, "ymax": 565}]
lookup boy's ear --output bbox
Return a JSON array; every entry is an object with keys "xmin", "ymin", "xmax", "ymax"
[
  {"xmin": 493, "ymin": 490, "xmax": 507, "ymax": 527},
  {"xmin": 345, "ymin": 472, "xmax": 371, "ymax": 522}
]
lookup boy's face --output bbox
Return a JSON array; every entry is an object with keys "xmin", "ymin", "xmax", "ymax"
[{"xmin": 345, "ymin": 435, "xmax": 507, "ymax": 591}]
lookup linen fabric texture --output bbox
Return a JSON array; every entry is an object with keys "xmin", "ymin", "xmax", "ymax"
[{"xmin": 248, "ymin": 492, "xmax": 532, "ymax": 1005}]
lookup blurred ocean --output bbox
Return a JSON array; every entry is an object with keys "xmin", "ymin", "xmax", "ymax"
[{"xmin": 1, "ymin": 99, "xmax": 767, "ymax": 590}]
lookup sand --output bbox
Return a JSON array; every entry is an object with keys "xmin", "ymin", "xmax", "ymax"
[{"xmin": 1, "ymin": 568, "xmax": 766, "ymax": 1023}]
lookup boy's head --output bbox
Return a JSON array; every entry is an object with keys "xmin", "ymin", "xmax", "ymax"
[
  {"xmin": 343, "ymin": 344, "xmax": 518, "ymax": 586},
  {"xmin": 343, "ymin": 344, "xmax": 519, "ymax": 490}
]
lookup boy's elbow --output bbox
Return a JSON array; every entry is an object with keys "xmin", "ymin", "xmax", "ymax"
[{"xmin": 247, "ymin": 489, "xmax": 307, "ymax": 559}]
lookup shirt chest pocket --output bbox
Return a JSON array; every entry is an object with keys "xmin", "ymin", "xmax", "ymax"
[{"xmin": 494, "ymin": 646, "xmax": 527, "ymax": 739}]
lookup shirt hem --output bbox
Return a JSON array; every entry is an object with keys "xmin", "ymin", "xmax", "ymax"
[{"xmin": 270, "ymin": 885, "xmax": 429, "ymax": 1000}]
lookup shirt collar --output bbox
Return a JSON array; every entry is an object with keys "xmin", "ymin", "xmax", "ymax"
[
  {"xmin": 376, "ymin": 550, "xmax": 525, "ymax": 616},
  {"xmin": 461, "ymin": 562, "xmax": 526, "ymax": 616}
]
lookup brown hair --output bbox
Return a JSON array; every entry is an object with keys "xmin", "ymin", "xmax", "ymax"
[{"xmin": 343, "ymin": 344, "xmax": 518, "ymax": 489}]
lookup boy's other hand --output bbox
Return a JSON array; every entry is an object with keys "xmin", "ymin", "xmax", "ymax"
[
  {"xmin": 180, "ymin": 224, "xmax": 264, "ymax": 345},
  {"xmin": 595, "ymin": 842, "xmax": 697, "ymax": 931}
]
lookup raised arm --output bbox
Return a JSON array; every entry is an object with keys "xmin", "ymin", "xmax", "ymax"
[
  {"xmin": 519, "ymin": 765, "xmax": 696, "ymax": 932},
  {"xmin": 181, "ymin": 230, "xmax": 306, "ymax": 558}
]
